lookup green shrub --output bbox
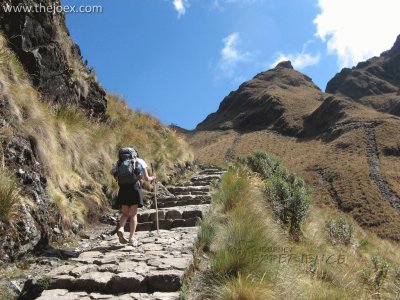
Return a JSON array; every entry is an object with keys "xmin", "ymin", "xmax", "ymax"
[
  {"xmin": 361, "ymin": 255, "xmax": 390, "ymax": 295},
  {"xmin": 325, "ymin": 215, "xmax": 354, "ymax": 246},
  {"xmin": 214, "ymin": 168, "xmax": 250, "ymax": 212},
  {"xmin": 246, "ymin": 151, "xmax": 283, "ymax": 179},
  {"xmin": 0, "ymin": 170, "xmax": 19, "ymax": 222},
  {"xmin": 372, "ymin": 256, "xmax": 390, "ymax": 289},
  {"xmin": 37, "ymin": 276, "xmax": 51, "ymax": 291},
  {"xmin": 264, "ymin": 174, "xmax": 310, "ymax": 240}
]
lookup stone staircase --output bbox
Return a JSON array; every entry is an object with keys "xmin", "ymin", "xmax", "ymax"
[{"xmin": 22, "ymin": 165, "xmax": 225, "ymax": 300}]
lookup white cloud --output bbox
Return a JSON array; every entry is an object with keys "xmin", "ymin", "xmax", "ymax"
[
  {"xmin": 217, "ymin": 32, "xmax": 251, "ymax": 78},
  {"xmin": 270, "ymin": 51, "xmax": 321, "ymax": 70},
  {"xmin": 314, "ymin": 0, "xmax": 400, "ymax": 68},
  {"xmin": 173, "ymin": 0, "xmax": 188, "ymax": 17}
]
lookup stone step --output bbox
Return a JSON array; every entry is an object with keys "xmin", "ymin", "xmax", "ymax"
[
  {"xmin": 174, "ymin": 181, "xmax": 214, "ymax": 187},
  {"xmin": 167, "ymin": 185, "xmax": 209, "ymax": 194},
  {"xmin": 24, "ymin": 228, "xmax": 198, "ymax": 298},
  {"xmin": 134, "ymin": 217, "xmax": 201, "ymax": 231},
  {"xmin": 152, "ymin": 195, "xmax": 211, "ymax": 209},
  {"xmin": 190, "ymin": 174, "xmax": 221, "ymax": 183},
  {"xmin": 127, "ymin": 204, "xmax": 210, "ymax": 232},
  {"xmin": 37, "ymin": 289, "xmax": 180, "ymax": 300},
  {"xmin": 198, "ymin": 170, "xmax": 225, "ymax": 176}
]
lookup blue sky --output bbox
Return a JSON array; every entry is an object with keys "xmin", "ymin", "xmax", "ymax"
[{"xmin": 63, "ymin": 0, "xmax": 400, "ymax": 129}]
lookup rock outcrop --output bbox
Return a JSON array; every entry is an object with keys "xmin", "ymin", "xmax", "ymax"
[
  {"xmin": 0, "ymin": 0, "xmax": 108, "ymax": 260},
  {"xmin": 0, "ymin": 0, "xmax": 107, "ymax": 117},
  {"xmin": 326, "ymin": 34, "xmax": 400, "ymax": 116},
  {"xmin": 0, "ymin": 93, "xmax": 60, "ymax": 261},
  {"xmin": 196, "ymin": 61, "xmax": 324, "ymax": 135}
]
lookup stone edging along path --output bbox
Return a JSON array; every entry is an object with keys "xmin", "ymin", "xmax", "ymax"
[{"xmin": 19, "ymin": 166, "xmax": 225, "ymax": 300}]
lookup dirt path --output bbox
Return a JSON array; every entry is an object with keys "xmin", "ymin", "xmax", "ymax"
[
  {"xmin": 225, "ymin": 132, "xmax": 241, "ymax": 162},
  {"xmin": 18, "ymin": 166, "xmax": 225, "ymax": 300}
]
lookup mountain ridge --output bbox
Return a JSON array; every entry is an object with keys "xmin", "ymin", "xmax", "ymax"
[{"xmin": 188, "ymin": 36, "xmax": 400, "ymax": 241}]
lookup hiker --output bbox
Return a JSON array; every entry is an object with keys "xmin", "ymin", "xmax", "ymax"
[{"xmin": 111, "ymin": 147, "xmax": 156, "ymax": 246}]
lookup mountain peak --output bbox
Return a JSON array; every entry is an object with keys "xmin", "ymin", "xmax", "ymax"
[
  {"xmin": 384, "ymin": 34, "xmax": 400, "ymax": 56},
  {"xmin": 275, "ymin": 60, "xmax": 293, "ymax": 69},
  {"xmin": 196, "ymin": 64, "xmax": 323, "ymax": 132},
  {"xmin": 326, "ymin": 34, "xmax": 400, "ymax": 112}
]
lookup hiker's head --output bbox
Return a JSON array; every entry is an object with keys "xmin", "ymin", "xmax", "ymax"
[{"xmin": 131, "ymin": 146, "xmax": 140, "ymax": 157}]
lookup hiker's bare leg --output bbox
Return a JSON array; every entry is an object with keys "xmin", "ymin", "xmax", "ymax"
[
  {"xmin": 118, "ymin": 205, "xmax": 130, "ymax": 231},
  {"xmin": 129, "ymin": 204, "xmax": 138, "ymax": 240}
]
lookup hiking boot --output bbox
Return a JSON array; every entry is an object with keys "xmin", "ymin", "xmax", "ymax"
[
  {"xmin": 128, "ymin": 237, "xmax": 138, "ymax": 247},
  {"xmin": 117, "ymin": 230, "xmax": 127, "ymax": 244}
]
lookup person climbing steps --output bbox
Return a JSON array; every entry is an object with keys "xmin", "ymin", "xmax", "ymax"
[{"xmin": 111, "ymin": 146, "xmax": 156, "ymax": 246}]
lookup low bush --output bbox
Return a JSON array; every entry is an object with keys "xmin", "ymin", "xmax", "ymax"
[
  {"xmin": 325, "ymin": 215, "xmax": 354, "ymax": 245},
  {"xmin": 264, "ymin": 174, "xmax": 310, "ymax": 240},
  {"xmin": 245, "ymin": 151, "xmax": 283, "ymax": 179},
  {"xmin": 361, "ymin": 255, "xmax": 390, "ymax": 295},
  {"xmin": 244, "ymin": 151, "xmax": 311, "ymax": 240}
]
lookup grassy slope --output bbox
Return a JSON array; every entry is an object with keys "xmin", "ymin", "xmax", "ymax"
[
  {"xmin": 186, "ymin": 96, "xmax": 400, "ymax": 241},
  {"xmin": 193, "ymin": 156, "xmax": 400, "ymax": 300},
  {"xmin": 0, "ymin": 34, "xmax": 193, "ymax": 227}
]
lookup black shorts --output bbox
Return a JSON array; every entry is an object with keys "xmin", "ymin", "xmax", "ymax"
[{"xmin": 115, "ymin": 181, "xmax": 144, "ymax": 208}]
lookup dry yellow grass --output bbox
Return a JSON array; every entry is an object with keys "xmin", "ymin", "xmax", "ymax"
[
  {"xmin": 198, "ymin": 162, "xmax": 400, "ymax": 300},
  {"xmin": 188, "ymin": 119, "xmax": 400, "ymax": 240},
  {"xmin": 0, "ymin": 34, "xmax": 193, "ymax": 228}
]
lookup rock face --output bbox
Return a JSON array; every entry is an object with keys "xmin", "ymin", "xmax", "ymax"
[
  {"xmin": 326, "ymin": 34, "xmax": 400, "ymax": 116},
  {"xmin": 0, "ymin": 0, "xmax": 107, "ymax": 117},
  {"xmin": 0, "ymin": 0, "xmax": 107, "ymax": 260},
  {"xmin": 196, "ymin": 61, "xmax": 324, "ymax": 135},
  {"xmin": 0, "ymin": 95, "xmax": 60, "ymax": 260}
]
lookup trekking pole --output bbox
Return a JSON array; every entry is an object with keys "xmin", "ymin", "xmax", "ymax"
[{"xmin": 151, "ymin": 163, "xmax": 159, "ymax": 235}]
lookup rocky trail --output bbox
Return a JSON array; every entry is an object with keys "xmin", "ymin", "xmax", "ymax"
[
  {"xmin": 17, "ymin": 166, "xmax": 225, "ymax": 300},
  {"xmin": 364, "ymin": 124, "xmax": 400, "ymax": 211},
  {"xmin": 225, "ymin": 132, "xmax": 241, "ymax": 162},
  {"xmin": 327, "ymin": 121, "xmax": 400, "ymax": 212}
]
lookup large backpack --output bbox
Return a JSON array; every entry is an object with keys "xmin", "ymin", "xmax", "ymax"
[{"xmin": 116, "ymin": 147, "xmax": 142, "ymax": 184}]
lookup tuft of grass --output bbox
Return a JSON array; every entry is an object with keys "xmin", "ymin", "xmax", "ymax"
[
  {"xmin": 197, "ymin": 210, "xmax": 218, "ymax": 252},
  {"xmin": 210, "ymin": 203, "xmax": 279, "ymax": 280},
  {"xmin": 200, "ymin": 168, "xmax": 283, "ymax": 299},
  {"xmin": 0, "ymin": 284, "xmax": 16, "ymax": 300},
  {"xmin": 0, "ymin": 169, "xmax": 19, "ymax": 222},
  {"xmin": 212, "ymin": 273, "xmax": 273, "ymax": 300},
  {"xmin": 213, "ymin": 167, "xmax": 250, "ymax": 212}
]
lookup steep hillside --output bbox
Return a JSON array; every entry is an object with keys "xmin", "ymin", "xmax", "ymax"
[
  {"xmin": 187, "ymin": 52, "xmax": 400, "ymax": 241},
  {"xmin": 196, "ymin": 61, "xmax": 324, "ymax": 135},
  {"xmin": 327, "ymin": 34, "xmax": 400, "ymax": 116},
  {"xmin": 0, "ymin": 0, "xmax": 107, "ymax": 116},
  {"xmin": 0, "ymin": 12, "xmax": 192, "ymax": 260}
]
